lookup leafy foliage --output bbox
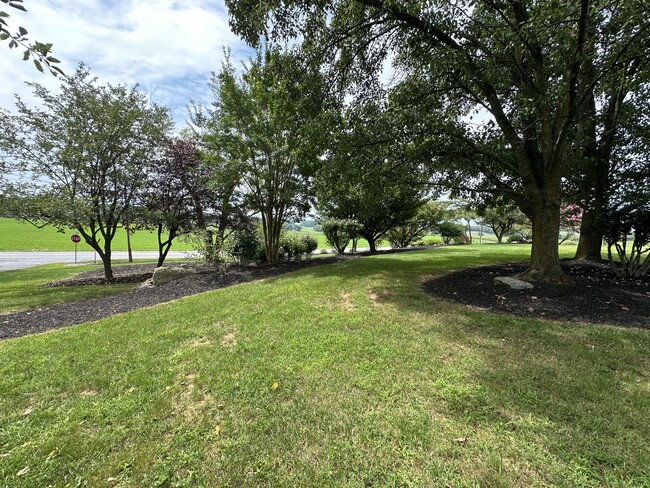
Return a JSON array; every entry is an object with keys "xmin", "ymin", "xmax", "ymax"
[
  {"xmin": 476, "ymin": 199, "xmax": 529, "ymax": 244},
  {"xmin": 316, "ymin": 99, "xmax": 432, "ymax": 252},
  {"xmin": 0, "ymin": 0, "xmax": 62, "ymax": 75},
  {"xmin": 225, "ymin": 0, "xmax": 650, "ymax": 282},
  {"xmin": 321, "ymin": 218, "xmax": 362, "ymax": 255},
  {"xmin": 438, "ymin": 222, "xmax": 465, "ymax": 245},
  {"xmin": 386, "ymin": 201, "xmax": 447, "ymax": 248},
  {"xmin": 194, "ymin": 46, "xmax": 330, "ymax": 263},
  {"xmin": 0, "ymin": 65, "xmax": 171, "ymax": 278}
]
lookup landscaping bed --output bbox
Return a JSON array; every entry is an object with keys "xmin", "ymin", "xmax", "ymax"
[{"xmin": 423, "ymin": 259, "xmax": 650, "ymax": 328}]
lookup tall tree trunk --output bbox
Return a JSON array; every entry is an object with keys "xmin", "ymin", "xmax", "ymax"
[
  {"xmin": 522, "ymin": 197, "xmax": 568, "ymax": 283},
  {"xmin": 574, "ymin": 204, "xmax": 604, "ymax": 260}
]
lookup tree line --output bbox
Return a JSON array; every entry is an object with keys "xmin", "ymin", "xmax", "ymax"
[{"xmin": 1, "ymin": 0, "xmax": 649, "ymax": 282}]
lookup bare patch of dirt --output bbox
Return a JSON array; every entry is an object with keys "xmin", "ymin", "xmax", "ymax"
[
  {"xmin": 189, "ymin": 336, "xmax": 214, "ymax": 348},
  {"xmin": 338, "ymin": 292, "xmax": 356, "ymax": 311},
  {"xmin": 422, "ymin": 260, "xmax": 650, "ymax": 328},
  {"xmin": 220, "ymin": 331, "xmax": 237, "ymax": 349}
]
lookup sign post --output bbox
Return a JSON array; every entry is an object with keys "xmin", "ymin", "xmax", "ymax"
[{"xmin": 71, "ymin": 233, "xmax": 81, "ymax": 263}]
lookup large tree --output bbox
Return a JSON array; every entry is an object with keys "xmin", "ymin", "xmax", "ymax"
[
  {"xmin": 569, "ymin": 5, "xmax": 650, "ymax": 261},
  {"xmin": 0, "ymin": 65, "xmax": 172, "ymax": 278},
  {"xmin": 225, "ymin": 0, "xmax": 649, "ymax": 282},
  {"xmin": 194, "ymin": 47, "xmax": 329, "ymax": 263}
]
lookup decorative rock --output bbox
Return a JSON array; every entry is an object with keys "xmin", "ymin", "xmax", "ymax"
[
  {"xmin": 494, "ymin": 276, "xmax": 534, "ymax": 290},
  {"xmin": 152, "ymin": 266, "xmax": 196, "ymax": 286}
]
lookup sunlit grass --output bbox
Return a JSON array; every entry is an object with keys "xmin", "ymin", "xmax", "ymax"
[
  {"xmin": 0, "ymin": 245, "xmax": 648, "ymax": 486},
  {"xmin": 0, "ymin": 218, "xmax": 196, "ymax": 252}
]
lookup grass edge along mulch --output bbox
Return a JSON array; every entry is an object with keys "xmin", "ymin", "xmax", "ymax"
[{"xmin": 1, "ymin": 245, "xmax": 649, "ymax": 487}]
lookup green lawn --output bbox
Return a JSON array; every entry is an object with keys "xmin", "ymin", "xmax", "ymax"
[
  {"xmin": 0, "ymin": 218, "xmax": 196, "ymax": 252},
  {"xmin": 1, "ymin": 245, "xmax": 648, "ymax": 486},
  {"xmin": 0, "ymin": 262, "xmax": 156, "ymax": 315}
]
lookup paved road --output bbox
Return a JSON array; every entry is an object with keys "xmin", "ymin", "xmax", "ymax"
[{"xmin": 0, "ymin": 251, "xmax": 191, "ymax": 272}]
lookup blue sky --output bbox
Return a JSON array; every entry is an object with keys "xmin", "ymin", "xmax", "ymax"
[{"xmin": 1, "ymin": 0, "xmax": 254, "ymax": 128}]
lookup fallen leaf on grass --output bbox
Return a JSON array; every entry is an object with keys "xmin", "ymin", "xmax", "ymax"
[
  {"xmin": 47, "ymin": 448, "xmax": 58, "ymax": 459},
  {"xmin": 22, "ymin": 407, "xmax": 33, "ymax": 416},
  {"xmin": 16, "ymin": 466, "xmax": 30, "ymax": 477},
  {"xmin": 271, "ymin": 382, "xmax": 279, "ymax": 391},
  {"xmin": 214, "ymin": 424, "xmax": 221, "ymax": 436},
  {"xmin": 453, "ymin": 437, "xmax": 467, "ymax": 446}
]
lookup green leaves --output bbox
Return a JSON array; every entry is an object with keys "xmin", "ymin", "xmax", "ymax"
[{"xmin": 1, "ymin": 3, "xmax": 61, "ymax": 76}]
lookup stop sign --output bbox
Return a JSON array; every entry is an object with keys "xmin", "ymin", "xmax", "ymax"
[{"xmin": 71, "ymin": 234, "xmax": 81, "ymax": 243}]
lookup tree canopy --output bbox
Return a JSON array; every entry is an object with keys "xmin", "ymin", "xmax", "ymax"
[
  {"xmin": 0, "ymin": 65, "xmax": 172, "ymax": 278},
  {"xmin": 225, "ymin": 0, "xmax": 650, "ymax": 282}
]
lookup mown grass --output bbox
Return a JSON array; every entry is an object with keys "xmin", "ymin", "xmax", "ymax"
[
  {"xmin": 0, "ymin": 263, "xmax": 142, "ymax": 315},
  {"xmin": 0, "ymin": 218, "xmax": 196, "ymax": 252},
  {"xmin": 1, "ymin": 245, "xmax": 648, "ymax": 487}
]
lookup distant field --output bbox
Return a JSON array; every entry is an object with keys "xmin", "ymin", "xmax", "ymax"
[
  {"xmin": 0, "ymin": 218, "xmax": 195, "ymax": 252},
  {"xmin": 0, "ymin": 218, "xmax": 509, "ymax": 252}
]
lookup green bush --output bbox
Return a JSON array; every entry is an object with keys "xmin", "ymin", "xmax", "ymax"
[
  {"xmin": 280, "ymin": 234, "xmax": 308, "ymax": 260},
  {"xmin": 225, "ymin": 230, "xmax": 262, "ymax": 264},
  {"xmin": 438, "ymin": 221, "xmax": 465, "ymax": 244},
  {"xmin": 321, "ymin": 219, "xmax": 362, "ymax": 254},
  {"xmin": 301, "ymin": 235, "xmax": 318, "ymax": 255}
]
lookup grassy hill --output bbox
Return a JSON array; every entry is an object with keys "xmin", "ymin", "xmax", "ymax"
[
  {"xmin": 1, "ymin": 245, "xmax": 648, "ymax": 486},
  {"xmin": 0, "ymin": 218, "xmax": 197, "ymax": 252}
]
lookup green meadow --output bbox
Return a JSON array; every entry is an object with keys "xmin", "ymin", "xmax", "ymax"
[
  {"xmin": 1, "ymin": 245, "xmax": 648, "ymax": 486},
  {"xmin": 0, "ymin": 218, "xmax": 195, "ymax": 252}
]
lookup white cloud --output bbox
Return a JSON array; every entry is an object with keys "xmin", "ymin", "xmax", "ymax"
[{"xmin": 0, "ymin": 0, "xmax": 253, "ymax": 127}]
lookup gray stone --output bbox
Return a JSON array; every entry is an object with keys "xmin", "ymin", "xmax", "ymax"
[
  {"xmin": 152, "ymin": 266, "xmax": 196, "ymax": 285},
  {"xmin": 494, "ymin": 276, "xmax": 534, "ymax": 290}
]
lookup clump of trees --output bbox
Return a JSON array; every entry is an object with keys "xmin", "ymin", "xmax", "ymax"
[
  {"xmin": 321, "ymin": 219, "xmax": 362, "ymax": 255},
  {"xmin": 225, "ymin": 0, "xmax": 650, "ymax": 283}
]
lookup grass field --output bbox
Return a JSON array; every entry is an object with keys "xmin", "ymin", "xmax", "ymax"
[
  {"xmin": 1, "ymin": 245, "xmax": 648, "ymax": 486},
  {"xmin": 0, "ymin": 261, "xmax": 159, "ymax": 314},
  {"xmin": 0, "ymin": 218, "xmax": 196, "ymax": 252}
]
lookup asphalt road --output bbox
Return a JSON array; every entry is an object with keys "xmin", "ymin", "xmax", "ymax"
[{"xmin": 0, "ymin": 251, "xmax": 191, "ymax": 272}]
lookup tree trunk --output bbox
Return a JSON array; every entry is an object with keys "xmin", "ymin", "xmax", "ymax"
[
  {"xmin": 574, "ymin": 207, "xmax": 603, "ymax": 260},
  {"xmin": 125, "ymin": 222, "xmax": 133, "ymax": 263},
  {"xmin": 521, "ymin": 199, "xmax": 569, "ymax": 283},
  {"xmin": 367, "ymin": 237, "xmax": 377, "ymax": 252},
  {"xmin": 102, "ymin": 246, "xmax": 114, "ymax": 279}
]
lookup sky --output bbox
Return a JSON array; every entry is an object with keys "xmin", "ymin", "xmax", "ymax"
[{"xmin": 1, "ymin": 0, "xmax": 254, "ymax": 128}]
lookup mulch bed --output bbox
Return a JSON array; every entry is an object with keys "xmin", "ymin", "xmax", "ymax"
[{"xmin": 422, "ymin": 260, "xmax": 650, "ymax": 328}]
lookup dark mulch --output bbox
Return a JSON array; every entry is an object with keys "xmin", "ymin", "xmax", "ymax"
[
  {"xmin": 0, "ymin": 255, "xmax": 351, "ymax": 341},
  {"xmin": 422, "ymin": 260, "xmax": 650, "ymax": 328}
]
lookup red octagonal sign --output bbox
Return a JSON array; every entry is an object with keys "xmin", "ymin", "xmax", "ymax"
[{"xmin": 71, "ymin": 234, "xmax": 81, "ymax": 243}]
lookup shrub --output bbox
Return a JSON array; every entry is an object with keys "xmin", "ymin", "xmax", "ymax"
[
  {"xmin": 301, "ymin": 235, "xmax": 318, "ymax": 255},
  {"xmin": 279, "ymin": 234, "xmax": 304, "ymax": 260},
  {"xmin": 321, "ymin": 219, "xmax": 362, "ymax": 254},
  {"xmin": 224, "ymin": 229, "xmax": 263, "ymax": 265},
  {"xmin": 602, "ymin": 205, "xmax": 650, "ymax": 277},
  {"xmin": 438, "ymin": 221, "xmax": 465, "ymax": 244}
]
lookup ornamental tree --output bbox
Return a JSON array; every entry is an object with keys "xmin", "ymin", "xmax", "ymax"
[
  {"xmin": 0, "ymin": 65, "xmax": 172, "ymax": 278},
  {"xmin": 476, "ymin": 198, "xmax": 529, "ymax": 244},
  {"xmin": 193, "ymin": 46, "xmax": 329, "ymax": 263}
]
